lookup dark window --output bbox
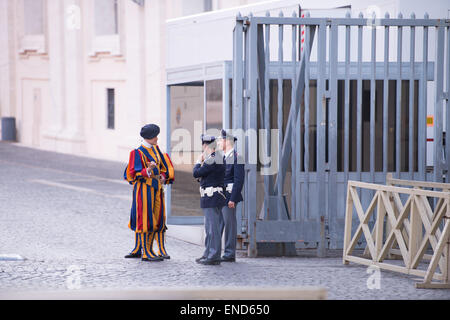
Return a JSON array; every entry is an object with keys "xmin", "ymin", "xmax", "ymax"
[{"xmin": 107, "ymin": 88, "xmax": 115, "ymax": 129}]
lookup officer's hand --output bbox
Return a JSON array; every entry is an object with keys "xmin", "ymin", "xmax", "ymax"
[
  {"xmin": 149, "ymin": 161, "xmax": 157, "ymax": 169},
  {"xmin": 197, "ymin": 153, "xmax": 204, "ymax": 163},
  {"xmin": 228, "ymin": 201, "xmax": 235, "ymax": 209},
  {"xmin": 160, "ymin": 175, "xmax": 166, "ymax": 184}
]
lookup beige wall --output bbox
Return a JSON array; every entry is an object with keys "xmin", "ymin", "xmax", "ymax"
[{"xmin": 0, "ymin": 0, "xmax": 271, "ymax": 162}]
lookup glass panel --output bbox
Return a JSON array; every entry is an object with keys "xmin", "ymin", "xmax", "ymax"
[
  {"xmin": 205, "ymin": 79, "xmax": 222, "ymax": 131},
  {"xmin": 95, "ymin": 0, "xmax": 118, "ymax": 35},
  {"xmin": 361, "ymin": 80, "xmax": 370, "ymax": 172},
  {"xmin": 400, "ymin": 80, "xmax": 419, "ymax": 172},
  {"xmin": 307, "ymin": 80, "xmax": 317, "ymax": 172},
  {"xmin": 375, "ymin": 80, "xmax": 384, "ymax": 172},
  {"xmin": 349, "ymin": 80, "xmax": 357, "ymax": 172},
  {"xmin": 170, "ymin": 84, "xmax": 204, "ymax": 216},
  {"xmin": 388, "ymin": 80, "xmax": 397, "ymax": 172},
  {"xmin": 24, "ymin": 0, "xmax": 43, "ymax": 35},
  {"xmin": 337, "ymin": 80, "xmax": 344, "ymax": 171}
]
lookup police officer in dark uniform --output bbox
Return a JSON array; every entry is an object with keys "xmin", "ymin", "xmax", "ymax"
[
  {"xmin": 217, "ymin": 129, "xmax": 244, "ymax": 262},
  {"xmin": 193, "ymin": 134, "xmax": 226, "ymax": 265}
]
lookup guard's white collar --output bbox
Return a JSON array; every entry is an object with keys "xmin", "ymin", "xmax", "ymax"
[{"xmin": 142, "ymin": 140, "xmax": 153, "ymax": 149}]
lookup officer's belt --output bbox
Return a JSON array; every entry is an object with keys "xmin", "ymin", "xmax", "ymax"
[
  {"xmin": 225, "ymin": 183, "xmax": 233, "ymax": 193},
  {"xmin": 199, "ymin": 186, "xmax": 224, "ymax": 197}
]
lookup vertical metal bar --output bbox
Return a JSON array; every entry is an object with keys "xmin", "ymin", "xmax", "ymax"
[
  {"xmin": 383, "ymin": 13, "xmax": 390, "ymax": 176},
  {"xmin": 328, "ymin": 22, "xmax": 338, "ymax": 248},
  {"xmin": 446, "ymin": 25, "xmax": 450, "ymax": 182},
  {"xmin": 303, "ymin": 18, "xmax": 311, "ymax": 225},
  {"xmin": 434, "ymin": 26, "xmax": 445, "ymax": 183},
  {"xmin": 247, "ymin": 13, "xmax": 258, "ymax": 257},
  {"xmin": 357, "ymin": 13, "xmax": 363, "ymax": 177},
  {"xmin": 232, "ymin": 15, "xmax": 245, "ymax": 239},
  {"xmin": 263, "ymin": 14, "xmax": 271, "ymax": 220},
  {"xmin": 370, "ymin": 14, "xmax": 376, "ymax": 181},
  {"xmin": 409, "ymin": 13, "xmax": 416, "ymax": 178},
  {"xmin": 344, "ymin": 12, "xmax": 351, "ymax": 177},
  {"xmin": 419, "ymin": 14, "xmax": 428, "ymax": 181},
  {"xmin": 316, "ymin": 21, "xmax": 327, "ymax": 256},
  {"xmin": 396, "ymin": 13, "xmax": 403, "ymax": 177},
  {"xmin": 291, "ymin": 12, "xmax": 298, "ymax": 221},
  {"xmin": 277, "ymin": 12, "xmax": 284, "ymax": 221}
]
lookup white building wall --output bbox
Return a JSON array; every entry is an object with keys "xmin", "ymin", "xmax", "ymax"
[{"xmin": 0, "ymin": 0, "xmax": 448, "ymax": 163}]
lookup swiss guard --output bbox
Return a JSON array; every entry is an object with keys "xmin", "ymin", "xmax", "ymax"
[
  {"xmin": 193, "ymin": 134, "xmax": 226, "ymax": 265},
  {"xmin": 217, "ymin": 129, "xmax": 244, "ymax": 262},
  {"xmin": 124, "ymin": 124, "xmax": 175, "ymax": 262}
]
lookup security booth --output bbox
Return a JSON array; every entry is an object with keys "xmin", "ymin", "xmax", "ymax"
[
  {"xmin": 165, "ymin": 2, "xmax": 449, "ymax": 257},
  {"xmin": 233, "ymin": 11, "xmax": 449, "ymax": 257},
  {"xmin": 165, "ymin": 61, "xmax": 234, "ymax": 225}
]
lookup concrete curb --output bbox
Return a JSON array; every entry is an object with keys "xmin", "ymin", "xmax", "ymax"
[{"xmin": 0, "ymin": 286, "xmax": 327, "ymax": 300}]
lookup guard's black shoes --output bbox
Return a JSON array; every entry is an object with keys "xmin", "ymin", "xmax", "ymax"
[
  {"xmin": 159, "ymin": 254, "xmax": 171, "ymax": 260},
  {"xmin": 195, "ymin": 256, "xmax": 207, "ymax": 263},
  {"xmin": 142, "ymin": 256, "xmax": 164, "ymax": 262},
  {"xmin": 124, "ymin": 253, "xmax": 141, "ymax": 258},
  {"xmin": 220, "ymin": 256, "xmax": 236, "ymax": 262},
  {"xmin": 199, "ymin": 259, "xmax": 221, "ymax": 265}
]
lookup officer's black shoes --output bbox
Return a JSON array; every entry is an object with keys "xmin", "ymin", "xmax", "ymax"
[
  {"xmin": 124, "ymin": 252, "xmax": 142, "ymax": 258},
  {"xmin": 141, "ymin": 256, "xmax": 164, "ymax": 262},
  {"xmin": 195, "ymin": 256, "xmax": 207, "ymax": 263},
  {"xmin": 199, "ymin": 259, "xmax": 221, "ymax": 265},
  {"xmin": 159, "ymin": 254, "xmax": 171, "ymax": 260},
  {"xmin": 220, "ymin": 256, "xmax": 236, "ymax": 262}
]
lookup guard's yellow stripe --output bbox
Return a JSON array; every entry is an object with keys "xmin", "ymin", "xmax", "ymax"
[
  {"xmin": 131, "ymin": 233, "xmax": 141, "ymax": 254},
  {"xmin": 135, "ymin": 183, "xmax": 141, "ymax": 232},
  {"xmin": 152, "ymin": 189, "xmax": 158, "ymax": 231},
  {"xmin": 142, "ymin": 183, "xmax": 148, "ymax": 233}
]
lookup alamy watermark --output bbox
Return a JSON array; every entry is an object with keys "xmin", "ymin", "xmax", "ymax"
[
  {"xmin": 170, "ymin": 121, "xmax": 281, "ymax": 175},
  {"xmin": 65, "ymin": 265, "xmax": 83, "ymax": 290},
  {"xmin": 366, "ymin": 265, "xmax": 381, "ymax": 290}
]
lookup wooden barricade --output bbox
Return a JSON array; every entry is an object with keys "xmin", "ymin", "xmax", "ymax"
[{"xmin": 343, "ymin": 177, "xmax": 450, "ymax": 289}]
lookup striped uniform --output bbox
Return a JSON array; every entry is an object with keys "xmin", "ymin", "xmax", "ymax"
[{"xmin": 124, "ymin": 144, "xmax": 174, "ymax": 259}]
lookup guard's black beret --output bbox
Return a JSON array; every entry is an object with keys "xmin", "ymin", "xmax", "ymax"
[
  {"xmin": 201, "ymin": 134, "xmax": 216, "ymax": 145},
  {"xmin": 140, "ymin": 124, "xmax": 160, "ymax": 139},
  {"xmin": 220, "ymin": 129, "xmax": 237, "ymax": 141}
]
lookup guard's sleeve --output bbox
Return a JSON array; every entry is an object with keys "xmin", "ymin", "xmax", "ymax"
[
  {"xmin": 230, "ymin": 153, "xmax": 245, "ymax": 203},
  {"xmin": 124, "ymin": 149, "xmax": 147, "ymax": 184},
  {"xmin": 163, "ymin": 153, "xmax": 175, "ymax": 184},
  {"xmin": 156, "ymin": 145, "xmax": 167, "ymax": 177},
  {"xmin": 155, "ymin": 146, "xmax": 175, "ymax": 184},
  {"xmin": 193, "ymin": 161, "xmax": 215, "ymax": 178}
]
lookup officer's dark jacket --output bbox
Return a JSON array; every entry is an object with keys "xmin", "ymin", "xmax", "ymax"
[
  {"xmin": 223, "ymin": 151, "xmax": 244, "ymax": 203},
  {"xmin": 193, "ymin": 152, "xmax": 226, "ymax": 209}
]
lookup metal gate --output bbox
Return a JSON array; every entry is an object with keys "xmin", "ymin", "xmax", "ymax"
[{"xmin": 232, "ymin": 11, "xmax": 450, "ymax": 256}]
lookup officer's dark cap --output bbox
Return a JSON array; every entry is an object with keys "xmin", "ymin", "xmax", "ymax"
[
  {"xmin": 220, "ymin": 129, "xmax": 237, "ymax": 141},
  {"xmin": 140, "ymin": 124, "xmax": 160, "ymax": 139},
  {"xmin": 201, "ymin": 134, "xmax": 216, "ymax": 145}
]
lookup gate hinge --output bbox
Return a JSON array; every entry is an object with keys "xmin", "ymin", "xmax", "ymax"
[
  {"xmin": 443, "ymin": 92, "xmax": 449, "ymax": 101},
  {"xmin": 243, "ymin": 89, "xmax": 251, "ymax": 99}
]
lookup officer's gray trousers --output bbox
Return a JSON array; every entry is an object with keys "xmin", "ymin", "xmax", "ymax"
[
  {"xmin": 202, "ymin": 207, "xmax": 223, "ymax": 261},
  {"xmin": 220, "ymin": 206, "xmax": 237, "ymax": 259}
]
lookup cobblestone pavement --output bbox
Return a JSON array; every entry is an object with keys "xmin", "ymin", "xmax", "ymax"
[{"xmin": 0, "ymin": 142, "xmax": 449, "ymax": 300}]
